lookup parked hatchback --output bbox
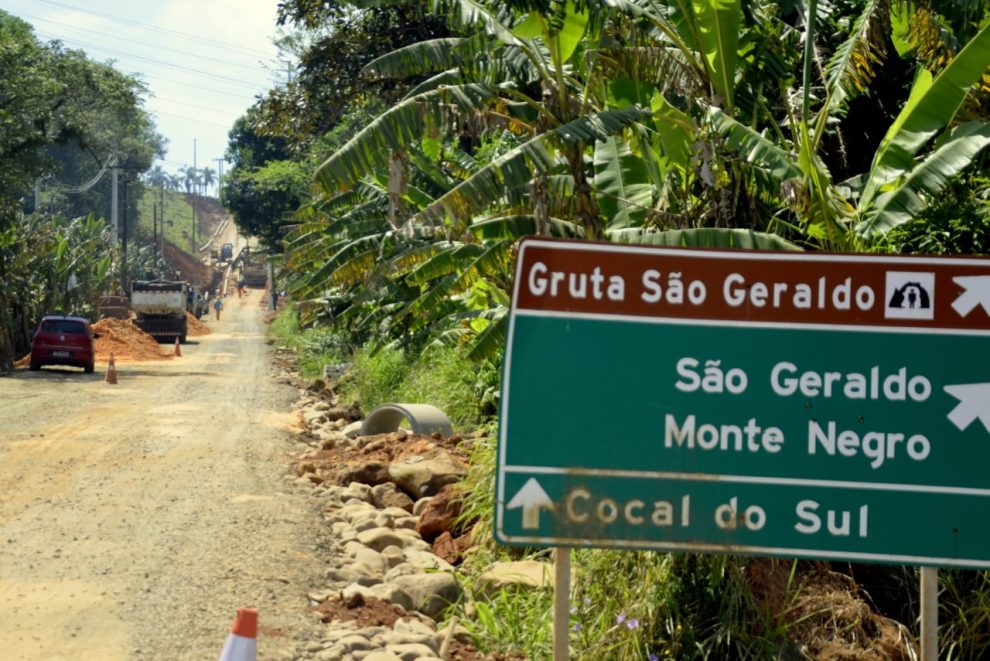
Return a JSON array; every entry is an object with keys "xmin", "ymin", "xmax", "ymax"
[{"xmin": 30, "ymin": 315, "xmax": 99, "ymax": 373}]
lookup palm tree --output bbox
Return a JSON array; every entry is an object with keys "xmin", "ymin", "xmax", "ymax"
[
  {"xmin": 200, "ymin": 167, "xmax": 217, "ymax": 196},
  {"xmin": 180, "ymin": 166, "xmax": 200, "ymax": 195},
  {"xmin": 144, "ymin": 165, "xmax": 169, "ymax": 189}
]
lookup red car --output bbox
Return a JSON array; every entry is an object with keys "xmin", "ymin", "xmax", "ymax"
[{"xmin": 29, "ymin": 315, "xmax": 100, "ymax": 373}]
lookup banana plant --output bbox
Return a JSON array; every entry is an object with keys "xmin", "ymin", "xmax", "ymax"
[
  {"xmin": 316, "ymin": 0, "xmax": 663, "ymax": 240},
  {"xmin": 709, "ymin": 3, "xmax": 990, "ymax": 248}
]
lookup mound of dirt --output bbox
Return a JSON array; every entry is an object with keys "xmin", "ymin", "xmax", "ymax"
[
  {"xmin": 188, "ymin": 195, "xmax": 228, "ymax": 233},
  {"xmin": 186, "ymin": 312, "xmax": 210, "ymax": 337},
  {"xmin": 92, "ymin": 318, "xmax": 171, "ymax": 363},
  {"xmin": 163, "ymin": 241, "xmax": 215, "ymax": 290}
]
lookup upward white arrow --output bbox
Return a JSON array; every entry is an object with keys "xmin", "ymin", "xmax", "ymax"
[
  {"xmin": 952, "ymin": 276, "xmax": 990, "ymax": 318},
  {"xmin": 944, "ymin": 383, "xmax": 990, "ymax": 433},
  {"xmin": 506, "ymin": 478, "xmax": 554, "ymax": 529}
]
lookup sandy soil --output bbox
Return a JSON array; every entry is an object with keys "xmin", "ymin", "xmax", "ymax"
[{"xmin": 0, "ymin": 289, "xmax": 327, "ymax": 659}]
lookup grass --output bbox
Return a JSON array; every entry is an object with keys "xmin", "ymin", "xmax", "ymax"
[
  {"xmin": 134, "ymin": 187, "xmax": 197, "ymax": 253},
  {"xmin": 336, "ymin": 345, "xmax": 493, "ymax": 427},
  {"xmin": 267, "ymin": 309, "xmax": 348, "ymax": 378},
  {"xmin": 941, "ymin": 569, "xmax": 990, "ymax": 659}
]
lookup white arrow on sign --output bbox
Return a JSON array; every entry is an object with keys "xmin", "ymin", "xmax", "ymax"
[
  {"xmin": 952, "ymin": 276, "xmax": 990, "ymax": 318},
  {"xmin": 944, "ymin": 383, "xmax": 990, "ymax": 433},
  {"xmin": 506, "ymin": 478, "xmax": 554, "ymax": 529}
]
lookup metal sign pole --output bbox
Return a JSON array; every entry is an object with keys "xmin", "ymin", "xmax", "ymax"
[
  {"xmin": 920, "ymin": 567, "xmax": 938, "ymax": 660},
  {"xmin": 553, "ymin": 548, "xmax": 570, "ymax": 661}
]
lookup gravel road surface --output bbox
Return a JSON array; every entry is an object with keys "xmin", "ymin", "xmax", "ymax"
[{"xmin": 0, "ymin": 290, "xmax": 326, "ymax": 659}]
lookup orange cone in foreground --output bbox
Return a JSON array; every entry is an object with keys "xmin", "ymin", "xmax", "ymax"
[
  {"xmin": 174, "ymin": 336, "xmax": 182, "ymax": 357},
  {"xmin": 218, "ymin": 607, "xmax": 257, "ymax": 661},
  {"xmin": 105, "ymin": 353, "xmax": 117, "ymax": 385}
]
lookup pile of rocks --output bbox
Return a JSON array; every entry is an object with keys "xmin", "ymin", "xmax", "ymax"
[{"xmin": 279, "ymin": 377, "xmax": 504, "ymax": 661}]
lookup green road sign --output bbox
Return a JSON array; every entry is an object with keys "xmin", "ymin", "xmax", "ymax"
[{"xmin": 496, "ymin": 239, "xmax": 990, "ymax": 568}]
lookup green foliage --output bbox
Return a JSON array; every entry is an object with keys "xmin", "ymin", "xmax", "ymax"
[
  {"xmin": 335, "ymin": 344, "xmax": 492, "ymax": 426},
  {"xmin": 885, "ymin": 174, "xmax": 990, "ymax": 255},
  {"xmin": 222, "ymin": 158, "xmax": 312, "ymax": 248},
  {"xmin": 459, "ymin": 579, "xmax": 554, "ymax": 657},
  {"xmin": 267, "ymin": 308, "xmax": 349, "ymax": 378},
  {"xmin": 453, "ymin": 530, "xmax": 779, "ymax": 659},
  {"xmin": 394, "ymin": 347, "xmax": 495, "ymax": 425},
  {"xmin": 338, "ymin": 346, "xmax": 410, "ymax": 411},
  {"xmin": 135, "ymin": 187, "xmax": 197, "ymax": 255},
  {"xmin": 941, "ymin": 569, "xmax": 990, "ymax": 660},
  {"xmin": 0, "ymin": 213, "xmax": 115, "ymax": 369},
  {"xmin": 0, "ymin": 11, "xmax": 163, "ymax": 229}
]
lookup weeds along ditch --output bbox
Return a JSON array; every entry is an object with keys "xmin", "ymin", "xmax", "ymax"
[{"xmin": 267, "ymin": 308, "xmax": 990, "ymax": 660}]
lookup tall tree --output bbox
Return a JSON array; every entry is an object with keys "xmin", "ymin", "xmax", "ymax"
[
  {"xmin": 0, "ymin": 10, "xmax": 164, "ymax": 370},
  {"xmin": 200, "ymin": 167, "xmax": 217, "ymax": 196}
]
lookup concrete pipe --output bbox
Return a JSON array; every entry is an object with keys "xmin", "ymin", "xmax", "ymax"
[{"xmin": 360, "ymin": 403, "xmax": 454, "ymax": 438}]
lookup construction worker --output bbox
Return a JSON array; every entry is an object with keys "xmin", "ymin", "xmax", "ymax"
[{"xmin": 213, "ymin": 295, "xmax": 224, "ymax": 321}]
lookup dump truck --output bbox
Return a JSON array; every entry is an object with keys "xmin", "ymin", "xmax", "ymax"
[
  {"xmin": 131, "ymin": 280, "xmax": 189, "ymax": 343},
  {"xmin": 240, "ymin": 250, "xmax": 267, "ymax": 288}
]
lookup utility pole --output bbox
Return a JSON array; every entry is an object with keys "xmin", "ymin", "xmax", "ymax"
[
  {"xmin": 121, "ymin": 174, "xmax": 129, "ymax": 292},
  {"xmin": 192, "ymin": 139, "xmax": 197, "ymax": 248},
  {"xmin": 153, "ymin": 200, "xmax": 158, "ymax": 267},
  {"xmin": 111, "ymin": 163, "xmax": 119, "ymax": 244},
  {"xmin": 160, "ymin": 185, "xmax": 166, "ymax": 266}
]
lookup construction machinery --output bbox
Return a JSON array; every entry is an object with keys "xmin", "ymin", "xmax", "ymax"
[
  {"xmin": 131, "ymin": 280, "xmax": 189, "ymax": 343},
  {"xmin": 240, "ymin": 250, "xmax": 267, "ymax": 288}
]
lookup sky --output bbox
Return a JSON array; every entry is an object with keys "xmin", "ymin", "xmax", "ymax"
[{"xmin": 0, "ymin": 0, "xmax": 284, "ymax": 188}]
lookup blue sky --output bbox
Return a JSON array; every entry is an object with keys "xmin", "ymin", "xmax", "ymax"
[{"xmin": 0, "ymin": 0, "xmax": 283, "ymax": 185}]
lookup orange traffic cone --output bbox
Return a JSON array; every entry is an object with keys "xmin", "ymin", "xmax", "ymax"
[
  {"xmin": 218, "ymin": 607, "xmax": 257, "ymax": 661},
  {"xmin": 174, "ymin": 336, "xmax": 182, "ymax": 357},
  {"xmin": 105, "ymin": 353, "xmax": 117, "ymax": 385}
]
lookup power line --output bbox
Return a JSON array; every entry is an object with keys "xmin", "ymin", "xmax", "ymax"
[
  {"xmin": 151, "ymin": 109, "xmax": 234, "ymax": 130},
  {"xmin": 35, "ymin": 0, "xmax": 274, "ymax": 59},
  {"xmin": 154, "ymin": 96, "xmax": 251, "ymax": 117},
  {"xmin": 35, "ymin": 30, "xmax": 271, "ymax": 91},
  {"xmin": 20, "ymin": 10, "xmax": 269, "ymax": 73},
  {"xmin": 139, "ymin": 73, "xmax": 262, "ymax": 104}
]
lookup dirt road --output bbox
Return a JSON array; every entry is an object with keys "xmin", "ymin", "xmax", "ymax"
[{"xmin": 0, "ymin": 290, "xmax": 325, "ymax": 659}]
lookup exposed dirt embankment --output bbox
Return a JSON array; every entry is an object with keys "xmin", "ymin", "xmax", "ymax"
[{"xmin": 163, "ymin": 241, "xmax": 215, "ymax": 289}]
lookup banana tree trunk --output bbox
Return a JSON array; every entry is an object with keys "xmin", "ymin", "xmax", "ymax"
[
  {"xmin": 388, "ymin": 149, "xmax": 408, "ymax": 233},
  {"xmin": 571, "ymin": 142, "xmax": 602, "ymax": 240},
  {"xmin": 532, "ymin": 174, "xmax": 550, "ymax": 237}
]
